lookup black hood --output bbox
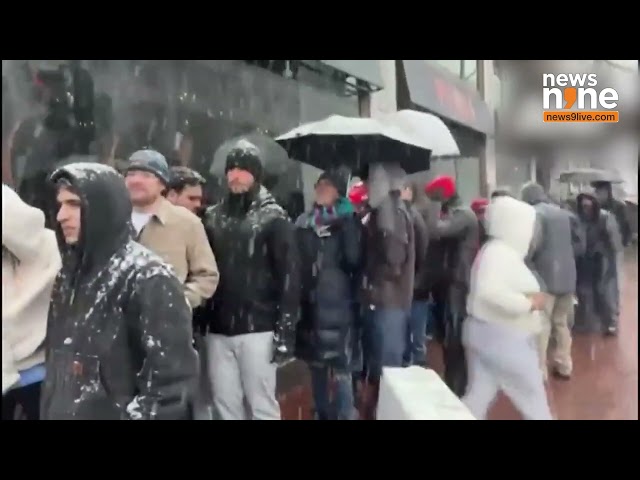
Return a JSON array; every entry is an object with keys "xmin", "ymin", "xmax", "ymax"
[
  {"xmin": 591, "ymin": 181, "xmax": 614, "ymax": 203},
  {"xmin": 50, "ymin": 162, "xmax": 132, "ymax": 273},
  {"xmin": 520, "ymin": 182, "xmax": 547, "ymax": 205},
  {"xmin": 576, "ymin": 191, "xmax": 602, "ymax": 221}
]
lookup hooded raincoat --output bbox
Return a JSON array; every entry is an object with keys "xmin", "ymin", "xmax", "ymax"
[
  {"xmin": 574, "ymin": 191, "xmax": 622, "ymax": 332},
  {"xmin": 40, "ymin": 163, "xmax": 199, "ymax": 420}
]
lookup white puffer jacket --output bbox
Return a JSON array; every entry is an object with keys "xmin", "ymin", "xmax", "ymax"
[{"xmin": 466, "ymin": 196, "xmax": 543, "ymax": 335}]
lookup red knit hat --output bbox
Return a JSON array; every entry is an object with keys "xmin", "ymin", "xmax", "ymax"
[
  {"xmin": 425, "ymin": 175, "xmax": 456, "ymax": 199},
  {"xmin": 471, "ymin": 197, "xmax": 489, "ymax": 214},
  {"xmin": 348, "ymin": 182, "xmax": 368, "ymax": 205}
]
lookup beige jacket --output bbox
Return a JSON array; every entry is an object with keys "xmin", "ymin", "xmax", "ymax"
[
  {"xmin": 137, "ymin": 198, "xmax": 219, "ymax": 308},
  {"xmin": 2, "ymin": 185, "xmax": 61, "ymax": 394}
]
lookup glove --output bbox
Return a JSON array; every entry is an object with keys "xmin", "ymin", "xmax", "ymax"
[
  {"xmin": 271, "ymin": 339, "xmax": 293, "ymax": 366},
  {"xmin": 272, "ymin": 316, "xmax": 295, "ymax": 366}
]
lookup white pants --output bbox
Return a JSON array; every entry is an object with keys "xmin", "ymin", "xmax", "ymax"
[
  {"xmin": 206, "ymin": 332, "xmax": 280, "ymax": 420},
  {"xmin": 462, "ymin": 318, "xmax": 553, "ymax": 420}
]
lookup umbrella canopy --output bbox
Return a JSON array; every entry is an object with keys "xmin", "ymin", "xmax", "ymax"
[
  {"xmin": 210, "ymin": 133, "xmax": 292, "ymax": 187},
  {"xmin": 558, "ymin": 167, "xmax": 624, "ymax": 184},
  {"xmin": 275, "ymin": 114, "xmax": 432, "ymax": 174},
  {"xmin": 379, "ymin": 110, "xmax": 460, "ymax": 158}
]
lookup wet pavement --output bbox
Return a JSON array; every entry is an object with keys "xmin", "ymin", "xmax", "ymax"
[{"xmin": 278, "ymin": 251, "xmax": 638, "ymax": 420}]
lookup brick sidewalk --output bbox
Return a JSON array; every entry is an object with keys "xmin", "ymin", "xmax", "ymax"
[{"xmin": 279, "ymin": 255, "xmax": 638, "ymax": 420}]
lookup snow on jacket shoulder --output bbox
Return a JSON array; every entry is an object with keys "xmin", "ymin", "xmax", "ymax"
[
  {"xmin": 40, "ymin": 164, "xmax": 198, "ymax": 420},
  {"xmin": 467, "ymin": 196, "xmax": 542, "ymax": 335}
]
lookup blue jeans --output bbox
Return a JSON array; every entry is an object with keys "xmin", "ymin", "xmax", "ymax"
[
  {"xmin": 366, "ymin": 307, "xmax": 409, "ymax": 384},
  {"xmin": 310, "ymin": 365, "xmax": 357, "ymax": 420},
  {"xmin": 404, "ymin": 300, "xmax": 431, "ymax": 366}
]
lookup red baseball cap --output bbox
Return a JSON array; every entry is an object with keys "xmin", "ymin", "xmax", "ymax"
[{"xmin": 348, "ymin": 182, "xmax": 368, "ymax": 205}]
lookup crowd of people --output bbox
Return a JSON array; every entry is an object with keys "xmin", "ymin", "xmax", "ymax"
[{"xmin": 2, "ymin": 139, "xmax": 632, "ymax": 420}]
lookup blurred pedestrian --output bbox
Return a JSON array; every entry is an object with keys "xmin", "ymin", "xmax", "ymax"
[
  {"xmin": 521, "ymin": 182, "xmax": 582, "ymax": 380},
  {"xmin": 575, "ymin": 191, "xmax": 622, "ymax": 335},
  {"xmin": 2, "ymin": 185, "xmax": 61, "ymax": 420},
  {"xmin": 347, "ymin": 180, "xmax": 369, "ymax": 401},
  {"xmin": 425, "ymin": 175, "xmax": 478, "ymax": 398},
  {"xmin": 463, "ymin": 196, "xmax": 552, "ymax": 420},
  {"xmin": 361, "ymin": 163, "xmax": 414, "ymax": 418},
  {"xmin": 491, "ymin": 187, "xmax": 513, "ymax": 199},
  {"xmin": 295, "ymin": 169, "xmax": 362, "ymax": 420},
  {"xmin": 400, "ymin": 181, "xmax": 430, "ymax": 368},
  {"xmin": 593, "ymin": 180, "xmax": 631, "ymax": 309}
]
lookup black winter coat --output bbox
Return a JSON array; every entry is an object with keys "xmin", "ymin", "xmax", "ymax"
[
  {"xmin": 406, "ymin": 201, "xmax": 430, "ymax": 300},
  {"xmin": 202, "ymin": 186, "xmax": 300, "ymax": 350},
  {"xmin": 575, "ymin": 192, "xmax": 621, "ymax": 328},
  {"xmin": 294, "ymin": 211, "xmax": 362, "ymax": 369},
  {"xmin": 425, "ymin": 198, "xmax": 479, "ymax": 293},
  {"xmin": 41, "ymin": 163, "xmax": 198, "ymax": 420},
  {"xmin": 598, "ymin": 183, "xmax": 632, "ymax": 247}
]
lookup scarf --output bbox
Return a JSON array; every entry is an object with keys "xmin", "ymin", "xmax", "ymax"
[{"xmin": 307, "ymin": 197, "xmax": 354, "ymax": 235}]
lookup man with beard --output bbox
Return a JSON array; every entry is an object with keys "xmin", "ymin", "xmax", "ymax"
[
  {"xmin": 575, "ymin": 191, "xmax": 622, "ymax": 336},
  {"xmin": 202, "ymin": 140, "xmax": 300, "ymax": 420},
  {"xmin": 41, "ymin": 163, "xmax": 198, "ymax": 420},
  {"xmin": 424, "ymin": 175, "xmax": 479, "ymax": 398}
]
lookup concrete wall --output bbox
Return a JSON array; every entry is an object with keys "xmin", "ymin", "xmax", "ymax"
[{"xmin": 369, "ymin": 60, "xmax": 397, "ymax": 118}]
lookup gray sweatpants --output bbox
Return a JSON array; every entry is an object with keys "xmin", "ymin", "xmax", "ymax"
[
  {"xmin": 206, "ymin": 332, "xmax": 280, "ymax": 420},
  {"xmin": 462, "ymin": 318, "xmax": 553, "ymax": 420}
]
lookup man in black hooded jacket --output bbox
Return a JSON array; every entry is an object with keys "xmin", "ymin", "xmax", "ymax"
[
  {"xmin": 202, "ymin": 140, "xmax": 300, "ymax": 420},
  {"xmin": 592, "ymin": 180, "xmax": 630, "ymax": 318},
  {"xmin": 41, "ymin": 162, "xmax": 198, "ymax": 420},
  {"xmin": 575, "ymin": 191, "xmax": 622, "ymax": 335},
  {"xmin": 593, "ymin": 181, "xmax": 631, "ymax": 248}
]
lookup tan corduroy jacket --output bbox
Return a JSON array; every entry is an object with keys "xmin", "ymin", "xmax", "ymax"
[{"xmin": 137, "ymin": 198, "xmax": 219, "ymax": 308}]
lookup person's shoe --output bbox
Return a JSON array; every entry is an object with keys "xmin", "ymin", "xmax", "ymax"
[
  {"xmin": 552, "ymin": 369, "xmax": 571, "ymax": 381},
  {"xmin": 604, "ymin": 325, "xmax": 618, "ymax": 337}
]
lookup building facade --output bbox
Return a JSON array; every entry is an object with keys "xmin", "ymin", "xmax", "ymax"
[
  {"xmin": 393, "ymin": 60, "xmax": 496, "ymax": 203},
  {"xmin": 2, "ymin": 60, "xmax": 383, "ymax": 216},
  {"xmin": 494, "ymin": 59, "xmax": 639, "ymax": 200}
]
